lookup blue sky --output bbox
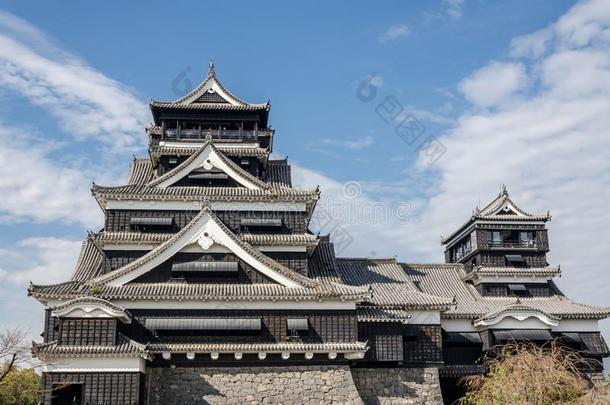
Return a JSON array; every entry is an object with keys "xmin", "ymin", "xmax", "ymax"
[{"xmin": 0, "ymin": 0, "xmax": 609, "ymax": 369}]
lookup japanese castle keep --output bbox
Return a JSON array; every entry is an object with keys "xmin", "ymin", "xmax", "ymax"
[{"xmin": 29, "ymin": 63, "xmax": 610, "ymax": 405}]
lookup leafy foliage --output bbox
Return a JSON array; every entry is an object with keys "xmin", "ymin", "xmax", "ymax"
[
  {"xmin": 458, "ymin": 341, "xmax": 609, "ymax": 405},
  {"xmin": 0, "ymin": 367, "xmax": 41, "ymax": 405}
]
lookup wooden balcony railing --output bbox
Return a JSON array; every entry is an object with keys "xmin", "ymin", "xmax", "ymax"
[
  {"xmin": 488, "ymin": 240, "xmax": 537, "ymax": 249},
  {"xmin": 161, "ymin": 128, "xmax": 259, "ymax": 141}
]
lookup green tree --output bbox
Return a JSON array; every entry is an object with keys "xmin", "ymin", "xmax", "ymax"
[
  {"xmin": 459, "ymin": 341, "xmax": 609, "ymax": 405},
  {"xmin": 0, "ymin": 367, "xmax": 41, "ymax": 405},
  {"xmin": 0, "ymin": 328, "xmax": 42, "ymax": 405}
]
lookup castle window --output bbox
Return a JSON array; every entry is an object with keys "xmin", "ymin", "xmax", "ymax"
[
  {"xmin": 453, "ymin": 236, "xmax": 472, "ymax": 260},
  {"xmin": 286, "ymin": 318, "xmax": 308, "ymax": 339},
  {"xmin": 488, "ymin": 231, "xmax": 502, "ymax": 245},
  {"xmin": 287, "ymin": 318, "xmax": 309, "ymax": 331},
  {"xmin": 171, "ymin": 261, "xmax": 238, "ymax": 274},
  {"xmin": 188, "ymin": 172, "xmax": 229, "ymax": 180},
  {"xmin": 519, "ymin": 231, "xmax": 536, "ymax": 246},
  {"xmin": 505, "ymin": 254, "xmax": 526, "ymax": 267},
  {"xmin": 507, "ymin": 284, "xmax": 527, "ymax": 296},
  {"xmin": 130, "ymin": 216, "xmax": 174, "ymax": 232},
  {"xmin": 145, "ymin": 317, "xmax": 261, "ymax": 331}
]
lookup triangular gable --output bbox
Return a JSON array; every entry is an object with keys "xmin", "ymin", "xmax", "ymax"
[
  {"xmin": 147, "ymin": 141, "xmax": 270, "ymax": 190},
  {"xmin": 476, "ymin": 187, "xmax": 547, "ymax": 219},
  {"xmin": 88, "ymin": 208, "xmax": 315, "ymax": 288},
  {"xmin": 174, "ymin": 63, "xmax": 266, "ymax": 108}
]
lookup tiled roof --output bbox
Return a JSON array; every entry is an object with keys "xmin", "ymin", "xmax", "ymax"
[
  {"xmin": 69, "ymin": 239, "xmax": 104, "ymax": 282},
  {"xmin": 150, "ymin": 63, "xmax": 269, "ymax": 112},
  {"xmin": 150, "ymin": 145, "xmax": 270, "ymax": 159},
  {"xmin": 400, "ymin": 263, "xmax": 610, "ymax": 320},
  {"xmin": 308, "ymin": 236, "xmax": 343, "ymax": 285},
  {"xmin": 240, "ymin": 233, "xmax": 318, "ymax": 247},
  {"xmin": 28, "ymin": 282, "xmax": 369, "ymax": 302},
  {"xmin": 29, "ymin": 217, "xmax": 366, "ymax": 301},
  {"xmin": 463, "ymin": 266, "xmax": 561, "ymax": 280},
  {"xmin": 32, "ymin": 334, "xmax": 149, "ymax": 359},
  {"xmin": 150, "ymin": 101, "xmax": 269, "ymax": 111},
  {"xmin": 50, "ymin": 296, "xmax": 127, "ymax": 314},
  {"xmin": 476, "ymin": 302, "xmax": 560, "ymax": 323},
  {"xmin": 147, "ymin": 341, "xmax": 367, "ymax": 354},
  {"xmin": 93, "ymin": 231, "xmax": 318, "ymax": 247},
  {"xmin": 476, "ymin": 187, "xmax": 549, "ymax": 219},
  {"xmin": 92, "ymin": 183, "xmax": 319, "ymax": 205},
  {"xmin": 267, "ymin": 159, "xmax": 292, "ymax": 187},
  {"xmin": 127, "ymin": 158, "xmax": 155, "ymax": 185},
  {"xmin": 88, "ymin": 208, "xmax": 317, "ymax": 288},
  {"xmin": 442, "ymin": 188, "xmax": 551, "ymax": 244},
  {"xmin": 335, "ymin": 258, "xmax": 453, "ymax": 310},
  {"xmin": 146, "ymin": 140, "xmax": 270, "ymax": 189},
  {"xmin": 357, "ymin": 307, "xmax": 411, "ymax": 322}
]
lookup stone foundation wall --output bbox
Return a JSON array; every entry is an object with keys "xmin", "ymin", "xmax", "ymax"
[
  {"xmin": 146, "ymin": 365, "xmax": 362, "ymax": 404},
  {"xmin": 351, "ymin": 368, "xmax": 443, "ymax": 405}
]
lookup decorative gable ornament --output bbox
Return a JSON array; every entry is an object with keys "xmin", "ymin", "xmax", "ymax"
[{"xmin": 197, "ymin": 232, "xmax": 214, "ymax": 250}]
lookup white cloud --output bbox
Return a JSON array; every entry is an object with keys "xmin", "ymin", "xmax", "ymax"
[
  {"xmin": 0, "ymin": 10, "xmax": 149, "ymax": 152},
  {"xmin": 458, "ymin": 61, "xmax": 528, "ymax": 108},
  {"xmin": 0, "ymin": 237, "xmax": 82, "ymax": 284},
  {"xmin": 379, "ymin": 24, "xmax": 410, "ymax": 43},
  {"xmin": 396, "ymin": 107, "xmax": 454, "ymax": 126},
  {"xmin": 319, "ymin": 135, "xmax": 375, "ymax": 150},
  {"xmin": 0, "ymin": 236, "xmax": 82, "ymax": 334},
  {"xmin": 298, "ymin": 0, "xmax": 610, "ymax": 346},
  {"xmin": 0, "ymin": 124, "xmax": 102, "ymax": 226},
  {"xmin": 510, "ymin": 27, "xmax": 553, "ymax": 58},
  {"xmin": 0, "ymin": 10, "xmax": 151, "ymax": 226},
  {"xmin": 417, "ymin": 0, "xmax": 610, "ymax": 341},
  {"xmin": 443, "ymin": 0, "xmax": 465, "ymax": 21}
]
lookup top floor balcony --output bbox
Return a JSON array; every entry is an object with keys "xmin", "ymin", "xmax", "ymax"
[
  {"xmin": 487, "ymin": 240, "xmax": 537, "ymax": 249},
  {"xmin": 148, "ymin": 126, "xmax": 274, "ymax": 147},
  {"xmin": 161, "ymin": 127, "xmax": 259, "ymax": 140}
]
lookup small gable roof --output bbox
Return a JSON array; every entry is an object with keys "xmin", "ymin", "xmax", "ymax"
[
  {"xmin": 474, "ymin": 186, "xmax": 551, "ymax": 221},
  {"xmin": 150, "ymin": 62, "xmax": 269, "ymax": 112},
  {"xmin": 87, "ymin": 207, "xmax": 315, "ymax": 288},
  {"xmin": 147, "ymin": 140, "xmax": 270, "ymax": 189},
  {"xmin": 442, "ymin": 186, "xmax": 551, "ymax": 245}
]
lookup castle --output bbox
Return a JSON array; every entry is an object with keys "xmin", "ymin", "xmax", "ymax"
[{"xmin": 29, "ymin": 64, "xmax": 609, "ymax": 404}]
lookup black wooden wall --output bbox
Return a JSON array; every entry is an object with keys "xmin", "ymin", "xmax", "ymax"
[
  {"xmin": 42, "ymin": 372, "xmax": 142, "ymax": 405},
  {"xmin": 403, "ymin": 325, "xmax": 443, "ymax": 364},
  {"xmin": 104, "ymin": 210, "xmax": 308, "ymax": 234},
  {"xmin": 358, "ymin": 322, "xmax": 403, "ymax": 362},
  {"xmin": 126, "ymin": 309, "xmax": 358, "ymax": 344},
  {"xmin": 59, "ymin": 319, "xmax": 117, "ymax": 346}
]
